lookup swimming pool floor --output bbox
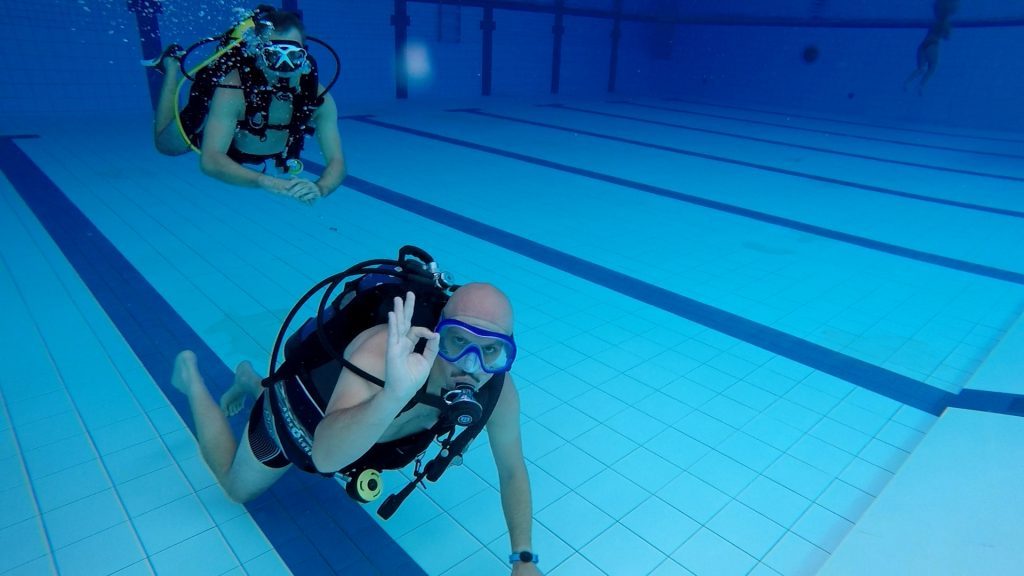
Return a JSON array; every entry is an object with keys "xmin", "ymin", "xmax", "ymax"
[{"xmin": 1, "ymin": 96, "xmax": 1022, "ymax": 575}]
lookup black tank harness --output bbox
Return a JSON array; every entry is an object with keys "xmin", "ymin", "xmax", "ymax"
[{"xmin": 177, "ymin": 39, "xmax": 323, "ymax": 171}]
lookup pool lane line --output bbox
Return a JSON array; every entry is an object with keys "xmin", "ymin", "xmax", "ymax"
[
  {"xmin": 0, "ymin": 135, "xmax": 426, "ymax": 576},
  {"xmin": 463, "ymin": 106, "xmax": 1024, "ymax": 218},
  {"xmin": 302, "ymin": 162, "xmax": 1024, "ymax": 419},
  {"xmin": 540, "ymin": 103, "xmax": 1023, "ymax": 184},
  {"xmin": 661, "ymin": 98, "xmax": 1024, "ymax": 146},
  {"xmin": 341, "ymin": 115, "xmax": 1024, "ymax": 287},
  {"xmin": 625, "ymin": 101, "xmax": 1024, "ymax": 161}
]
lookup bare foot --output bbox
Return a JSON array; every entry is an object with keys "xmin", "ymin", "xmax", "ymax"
[
  {"xmin": 172, "ymin": 350, "xmax": 202, "ymax": 397},
  {"xmin": 219, "ymin": 360, "xmax": 263, "ymax": 416}
]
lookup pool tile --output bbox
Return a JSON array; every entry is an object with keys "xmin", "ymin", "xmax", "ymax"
[
  {"xmin": 535, "ymin": 443, "xmax": 604, "ymax": 489},
  {"xmin": 576, "ymin": 468, "xmax": 650, "ymax": 519},
  {"xmin": 133, "ymin": 494, "xmax": 215, "ymax": 555},
  {"xmin": 707, "ymin": 500, "xmax": 786, "ymax": 559},
  {"xmin": 148, "ymin": 528, "xmax": 239, "ymax": 576},
  {"xmin": 535, "ymin": 492, "xmax": 614, "ymax": 549},
  {"xmin": 791, "ymin": 504, "xmax": 852, "ymax": 553},
  {"xmin": 573, "ymin": 424, "xmax": 640, "ymax": 466},
  {"xmin": 54, "ymin": 522, "xmax": 146, "ymax": 576},
  {"xmin": 737, "ymin": 476, "xmax": 812, "ymax": 528},
  {"xmin": 762, "ymin": 532, "xmax": 828, "ymax": 576},
  {"xmin": 621, "ymin": 496, "xmax": 700, "ymax": 555},
  {"xmin": 0, "ymin": 517, "xmax": 51, "ymax": 573},
  {"xmin": 657, "ymin": 473, "xmax": 729, "ymax": 523},
  {"xmin": 689, "ymin": 450, "xmax": 757, "ymax": 496},
  {"xmin": 44, "ymin": 488, "xmax": 127, "ymax": 549},
  {"xmin": 612, "ymin": 447, "xmax": 682, "ymax": 494},
  {"xmin": 672, "ymin": 528, "xmax": 757, "ymax": 576},
  {"xmin": 581, "ymin": 523, "xmax": 666, "ymax": 575}
]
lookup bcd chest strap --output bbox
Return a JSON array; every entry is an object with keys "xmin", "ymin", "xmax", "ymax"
[{"xmin": 236, "ymin": 57, "xmax": 323, "ymax": 170}]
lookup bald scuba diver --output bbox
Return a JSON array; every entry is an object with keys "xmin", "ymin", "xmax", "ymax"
[{"xmin": 170, "ymin": 247, "xmax": 543, "ymax": 575}]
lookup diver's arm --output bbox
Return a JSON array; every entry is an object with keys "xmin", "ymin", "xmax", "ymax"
[
  {"xmin": 312, "ymin": 294, "xmax": 439, "ymax": 473},
  {"xmin": 199, "ymin": 85, "xmax": 268, "ymax": 187},
  {"xmin": 311, "ymin": 330, "xmax": 408, "ymax": 473},
  {"xmin": 311, "ymin": 91, "xmax": 346, "ymax": 197},
  {"xmin": 487, "ymin": 376, "xmax": 540, "ymax": 575}
]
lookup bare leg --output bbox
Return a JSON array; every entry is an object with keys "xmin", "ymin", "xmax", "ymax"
[
  {"xmin": 903, "ymin": 68, "xmax": 922, "ymax": 92},
  {"xmin": 220, "ymin": 360, "xmax": 263, "ymax": 416},
  {"xmin": 153, "ymin": 58, "xmax": 191, "ymax": 156},
  {"xmin": 172, "ymin": 351, "xmax": 289, "ymax": 502},
  {"xmin": 918, "ymin": 62, "xmax": 937, "ymax": 94},
  {"xmin": 916, "ymin": 43, "xmax": 940, "ymax": 95}
]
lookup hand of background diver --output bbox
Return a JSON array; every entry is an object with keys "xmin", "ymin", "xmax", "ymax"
[
  {"xmin": 257, "ymin": 174, "xmax": 323, "ymax": 204},
  {"xmin": 384, "ymin": 292, "xmax": 439, "ymax": 402}
]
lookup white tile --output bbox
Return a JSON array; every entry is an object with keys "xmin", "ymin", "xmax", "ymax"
[
  {"xmin": 672, "ymin": 528, "xmax": 756, "ymax": 576},
  {"xmin": 534, "ymin": 443, "xmax": 604, "ymax": 489},
  {"xmin": 707, "ymin": 500, "xmax": 786, "ymax": 559},
  {"xmin": 621, "ymin": 496, "xmax": 700, "ymax": 555},
  {"xmin": 535, "ymin": 492, "xmax": 614, "ymax": 550},
  {"xmin": 576, "ymin": 468, "xmax": 650, "ymax": 520},
  {"xmin": 44, "ymin": 488, "xmax": 128, "ymax": 549},
  {"xmin": 611, "ymin": 448, "xmax": 682, "ymax": 494},
  {"xmin": 396, "ymin": 514, "xmax": 481, "ymax": 575},
  {"xmin": 132, "ymin": 494, "xmax": 216, "ymax": 555},
  {"xmin": 581, "ymin": 523, "xmax": 667, "ymax": 576},
  {"xmin": 657, "ymin": 473, "xmax": 729, "ymax": 524},
  {"xmin": 791, "ymin": 504, "xmax": 852, "ymax": 554}
]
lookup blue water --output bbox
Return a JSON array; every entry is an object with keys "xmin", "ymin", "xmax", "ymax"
[{"xmin": 2, "ymin": 2, "xmax": 1023, "ymax": 575}]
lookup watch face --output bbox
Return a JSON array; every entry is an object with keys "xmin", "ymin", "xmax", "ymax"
[{"xmin": 519, "ymin": 552, "xmax": 533, "ymax": 562}]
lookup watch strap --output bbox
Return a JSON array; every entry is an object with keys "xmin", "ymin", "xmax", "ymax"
[{"xmin": 509, "ymin": 551, "xmax": 538, "ymax": 564}]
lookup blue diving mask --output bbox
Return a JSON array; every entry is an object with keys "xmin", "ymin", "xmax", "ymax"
[
  {"xmin": 260, "ymin": 40, "xmax": 308, "ymax": 75},
  {"xmin": 435, "ymin": 319, "xmax": 516, "ymax": 374}
]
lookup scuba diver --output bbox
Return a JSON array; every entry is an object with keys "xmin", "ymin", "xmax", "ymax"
[
  {"xmin": 904, "ymin": 0, "xmax": 959, "ymax": 95},
  {"xmin": 170, "ymin": 247, "xmax": 542, "ymax": 575},
  {"xmin": 143, "ymin": 6, "xmax": 345, "ymax": 203}
]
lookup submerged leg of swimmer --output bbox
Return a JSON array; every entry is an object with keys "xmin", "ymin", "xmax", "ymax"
[
  {"xmin": 172, "ymin": 351, "xmax": 290, "ymax": 502},
  {"xmin": 220, "ymin": 360, "xmax": 263, "ymax": 417},
  {"xmin": 172, "ymin": 351, "xmax": 239, "ymax": 480},
  {"xmin": 151, "ymin": 48, "xmax": 191, "ymax": 156}
]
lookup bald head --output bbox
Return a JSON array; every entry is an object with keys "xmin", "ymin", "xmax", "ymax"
[{"xmin": 443, "ymin": 283, "xmax": 514, "ymax": 334}]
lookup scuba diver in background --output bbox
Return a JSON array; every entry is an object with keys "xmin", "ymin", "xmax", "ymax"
[
  {"xmin": 904, "ymin": 0, "xmax": 960, "ymax": 95},
  {"xmin": 144, "ymin": 5, "xmax": 345, "ymax": 203},
  {"xmin": 170, "ymin": 247, "xmax": 542, "ymax": 575}
]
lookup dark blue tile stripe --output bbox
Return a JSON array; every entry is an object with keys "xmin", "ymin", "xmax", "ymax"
[
  {"xmin": 541, "ymin": 103, "xmax": 1024, "ymax": 184},
  {"xmin": 664, "ymin": 98, "xmax": 1024, "ymax": 146},
  {"xmin": 951, "ymin": 388, "xmax": 1024, "ymax": 414},
  {"xmin": 465, "ymin": 107, "xmax": 1024, "ymax": 218},
  {"xmin": 346, "ymin": 115, "xmax": 1024, "ymax": 286},
  {"xmin": 303, "ymin": 166, "xmax": 1024, "ymax": 416},
  {"xmin": 304, "ymin": 164, "xmax": 1024, "ymax": 419},
  {"xmin": 0, "ymin": 136, "xmax": 424, "ymax": 576},
  {"xmin": 639, "ymin": 100, "xmax": 1024, "ymax": 160}
]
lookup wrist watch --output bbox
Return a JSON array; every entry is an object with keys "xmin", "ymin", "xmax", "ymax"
[{"xmin": 509, "ymin": 551, "xmax": 539, "ymax": 565}]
